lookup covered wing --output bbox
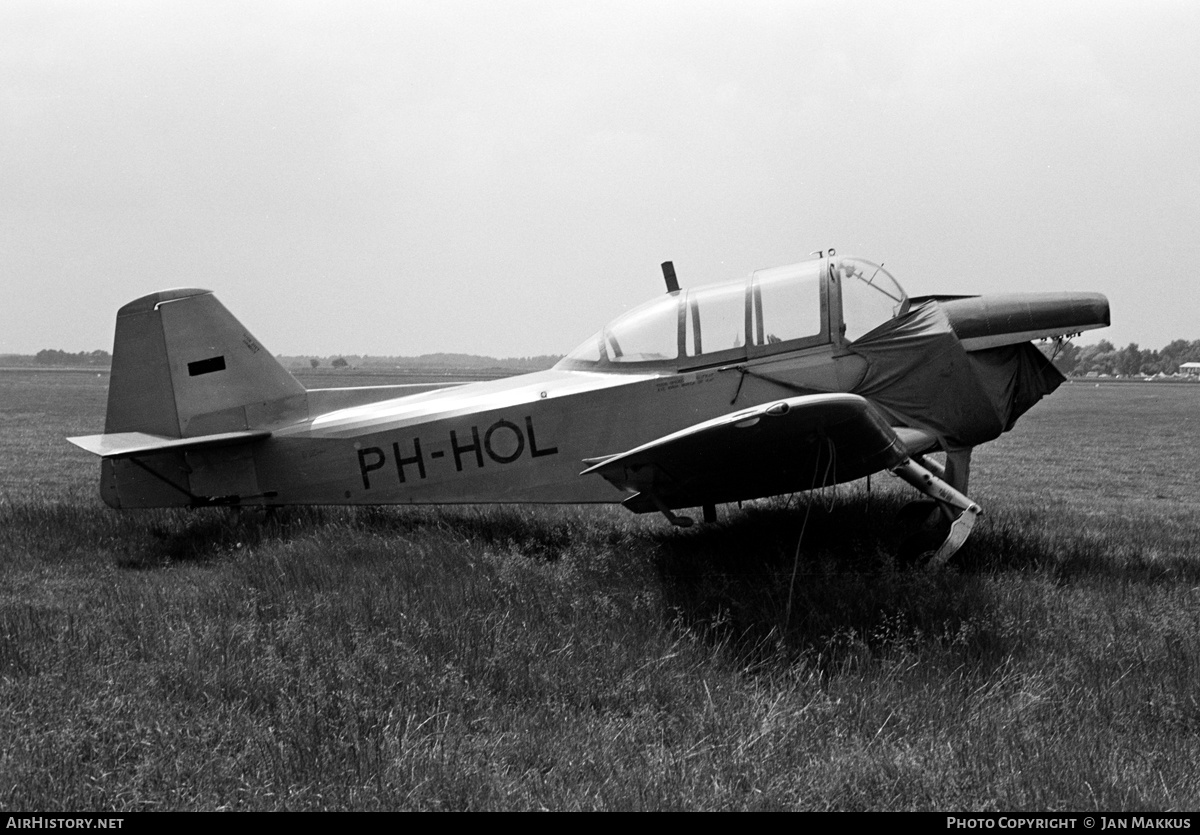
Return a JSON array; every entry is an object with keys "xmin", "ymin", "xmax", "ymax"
[{"xmin": 581, "ymin": 393, "xmax": 909, "ymax": 512}]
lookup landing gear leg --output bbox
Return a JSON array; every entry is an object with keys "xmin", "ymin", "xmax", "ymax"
[
  {"xmin": 911, "ymin": 446, "xmax": 973, "ymax": 526},
  {"xmin": 944, "ymin": 447, "xmax": 972, "ymax": 494},
  {"xmin": 646, "ymin": 492, "xmax": 694, "ymax": 528},
  {"xmin": 890, "ymin": 455, "xmax": 982, "ymax": 569}
]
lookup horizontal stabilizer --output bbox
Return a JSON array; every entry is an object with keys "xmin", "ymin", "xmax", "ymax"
[{"xmin": 68, "ymin": 429, "xmax": 270, "ymax": 459}]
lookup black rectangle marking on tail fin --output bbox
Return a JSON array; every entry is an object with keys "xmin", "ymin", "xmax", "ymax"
[{"xmin": 187, "ymin": 355, "xmax": 227, "ymax": 376}]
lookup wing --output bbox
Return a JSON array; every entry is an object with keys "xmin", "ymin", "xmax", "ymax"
[
  {"xmin": 582, "ymin": 392, "xmax": 981, "ymax": 567},
  {"xmin": 581, "ymin": 393, "xmax": 910, "ymax": 513}
]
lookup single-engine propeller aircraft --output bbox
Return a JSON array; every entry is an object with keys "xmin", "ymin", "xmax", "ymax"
[{"xmin": 70, "ymin": 249, "xmax": 1109, "ymax": 565}]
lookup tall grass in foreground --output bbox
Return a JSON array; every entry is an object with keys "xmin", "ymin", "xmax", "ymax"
[{"xmin": 3, "ymin": 491, "xmax": 1199, "ymax": 810}]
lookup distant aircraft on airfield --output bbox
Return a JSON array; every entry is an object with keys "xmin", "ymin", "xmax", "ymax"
[{"xmin": 69, "ymin": 249, "xmax": 1109, "ymax": 566}]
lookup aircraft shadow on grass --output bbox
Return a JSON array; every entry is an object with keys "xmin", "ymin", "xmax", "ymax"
[{"xmin": 647, "ymin": 497, "xmax": 1007, "ymax": 666}]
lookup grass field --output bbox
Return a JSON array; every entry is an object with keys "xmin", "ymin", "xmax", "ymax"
[{"xmin": 2, "ymin": 370, "xmax": 1199, "ymax": 810}]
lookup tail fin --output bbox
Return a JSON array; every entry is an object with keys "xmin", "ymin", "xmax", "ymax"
[
  {"xmin": 71, "ymin": 289, "xmax": 307, "ymax": 508},
  {"xmin": 105, "ymin": 288, "xmax": 306, "ymax": 438}
]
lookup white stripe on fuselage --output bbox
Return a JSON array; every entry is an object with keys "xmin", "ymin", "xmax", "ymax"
[{"xmin": 276, "ymin": 369, "xmax": 660, "ymax": 440}]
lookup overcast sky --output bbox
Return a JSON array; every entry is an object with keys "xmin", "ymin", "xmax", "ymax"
[{"xmin": 3, "ymin": 1, "xmax": 1197, "ymax": 357}]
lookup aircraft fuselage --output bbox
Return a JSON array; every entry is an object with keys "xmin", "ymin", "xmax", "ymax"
[
  {"xmin": 258, "ymin": 351, "xmax": 855, "ymax": 506},
  {"xmin": 78, "ymin": 252, "xmax": 1110, "ymax": 515}
]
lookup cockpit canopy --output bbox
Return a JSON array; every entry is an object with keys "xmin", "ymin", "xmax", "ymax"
[{"xmin": 558, "ymin": 254, "xmax": 908, "ymax": 371}]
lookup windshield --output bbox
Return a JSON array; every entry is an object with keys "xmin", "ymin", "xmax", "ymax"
[
  {"xmin": 561, "ymin": 293, "xmax": 681, "ymax": 367},
  {"xmin": 560, "ymin": 278, "xmax": 757, "ymax": 370},
  {"xmin": 836, "ymin": 257, "xmax": 908, "ymax": 342},
  {"xmin": 604, "ymin": 293, "xmax": 681, "ymax": 363}
]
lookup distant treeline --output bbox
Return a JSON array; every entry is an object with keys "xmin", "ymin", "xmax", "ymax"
[
  {"xmin": 1039, "ymin": 340, "xmax": 1200, "ymax": 377},
  {"xmin": 33, "ymin": 349, "xmax": 112, "ymax": 367},
  {"xmin": 281, "ymin": 353, "xmax": 564, "ymax": 372},
  {"xmin": 291, "ymin": 343, "xmax": 1200, "ymax": 377},
  {"xmin": 19, "ymin": 342, "xmax": 1200, "ymax": 378},
  {"xmin": 18, "ymin": 350, "xmax": 560, "ymax": 372}
]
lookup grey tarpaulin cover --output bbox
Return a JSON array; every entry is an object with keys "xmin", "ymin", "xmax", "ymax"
[{"xmin": 848, "ymin": 301, "xmax": 1064, "ymax": 449}]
